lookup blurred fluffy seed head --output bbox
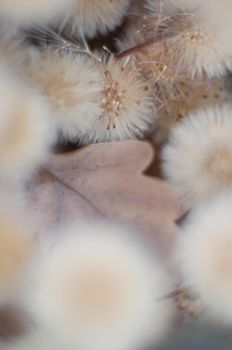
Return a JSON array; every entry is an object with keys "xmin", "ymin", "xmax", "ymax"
[
  {"xmin": 0, "ymin": 205, "xmax": 33, "ymax": 305},
  {"xmin": 29, "ymin": 222, "xmax": 173, "ymax": 350},
  {"xmin": 0, "ymin": 0, "xmax": 73, "ymax": 26},
  {"xmin": 25, "ymin": 49, "xmax": 103, "ymax": 144},
  {"xmin": 145, "ymin": 0, "xmax": 232, "ymax": 78},
  {"xmin": 61, "ymin": 0, "xmax": 132, "ymax": 39},
  {"xmin": 0, "ymin": 29, "xmax": 26, "ymax": 70},
  {"xmin": 162, "ymin": 105, "xmax": 232, "ymax": 208},
  {"xmin": 0, "ymin": 331, "xmax": 65, "ymax": 350},
  {"xmin": 0, "ymin": 65, "xmax": 54, "ymax": 181},
  {"xmin": 87, "ymin": 57, "xmax": 155, "ymax": 143},
  {"xmin": 177, "ymin": 194, "xmax": 232, "ymax": 323}
]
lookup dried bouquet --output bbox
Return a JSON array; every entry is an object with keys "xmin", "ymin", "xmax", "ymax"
[{"xmin": 0, "ymin": 0, "xmax": 232, "ymax": 349}]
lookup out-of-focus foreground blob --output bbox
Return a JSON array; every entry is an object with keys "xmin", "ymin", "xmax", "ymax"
[{"xmin": 28, "ymin": 221, "xmax": 173, "ymax": 350}]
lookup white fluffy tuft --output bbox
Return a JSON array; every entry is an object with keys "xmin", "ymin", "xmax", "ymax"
[
  {"xmin": 88, "ymin": 57, "xmax": 155, "ymax": 143},
  {"xmin": 146, "ymin": 0, "xmax": 232, "ymax": 78},
  {"xmin": 25, "ymin": 49, "xmax": 103, "ymax": 144},
  {"xmin": 0, "ymin": 202, "xmax": 34, "ymax": 306},
  {"xmin": 28, "ymin": 222, "xmax": 172, "ymax": 350},
  {"xmin": 0, "ymin": 331, "xmax": 65, "ymax": 350},
  {"xmin": 177, "ymin": 194, "xmax": 232, "ymax": 324},
  {"xmin": 0, "ymin": 0, "xmax": 73, "ymax": 26},
  {"xmin": 0, "ymin": 65, "xmax": 54, "ymax": 181},
  {"xmin": 162, "ymin": 105, "xmax": 232, "ymax": 208},
  {"xmin": 62, "ymin": 0, "xmax": 132, "ymax": 39},
  {"xmin": 26, "ymin": 52, "xmax": 154, "ymax": 144}
]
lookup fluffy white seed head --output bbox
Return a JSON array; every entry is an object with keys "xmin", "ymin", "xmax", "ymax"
[
  {"xmin": 62, "ymin": 0, "xmax": 132, "ymax": 39},
  {"xmin": 0, "ymin": 29, "xmax": 26, "ymax": 70},
  {"xmin": 28, "ymin": 222, "xmax": 172, "ymax": 350},
  {"xmin": 87, "ymin": 57, "xmax": 155, "ymax": 143},
  {"xmin": 0, "ymin": 65, "xmax": 54, "ymax": 181},
  {"xmin": 146, "ymin": 0, "xmax": 232, "ymax": 78},
  {"xmin": 25, "ymin": 49, "xmax": 103, "ymax": 144},
  {"xmin": 0, "ymin": 0, "xmax": 73, "ymax": 27},
  {"xmin": 177, "ymin": 194, "xmax": 232, "ymax": 324},
  {"xmin": 0, "ymin": 331, "xmax": 64, "ymax": 350},
  {"xmin": 0, "ymin": 203, "xmax": 34, "ymax": 305},
  {"xmin": 162, "ymin": 105, "xmax": 232, "ymax": 208},
  {"xmin": 25, "ymin": 51, "xmax": 154, "ymax": 144}
]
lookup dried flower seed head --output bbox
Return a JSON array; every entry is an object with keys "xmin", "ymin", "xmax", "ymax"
[
  {"xmin": 0, "ymin": 331, "xmax": 64, "ymax": 350},
  {"xmin": 61, "ymin": 0, "xmax": 132, "ymax": 39},
  {"xmin": 153, "ymin": 78, "xmax": 229, "ymax": 145},
  {"xmin": 177, "ymin": 194, "xmax": 232, "ymax": 324},
  {"xmin": 0, "ymin": 65, "xmax": 54, "ymax": 181},
  {"xmin": 0, "ymin": 0, "xmax": 73, "ymax": 27},
  {"xmin": 87, "ymin": 57, "xmax": 155, "ymax": 143},
  {"xmin": 0, "ymin": 204, "xmax": 34, "ymax": 305},
  {"xmin": 0, "ymin": 28, "xmax": 26, "ymax": 70},
  {"xmin": 117, "ymin": 24, "xmax": 213, "ymax": 145},
  {"xmin": 162, "ymin": 105, "xmax": 232, "ymax": 208},
  {"xmin": 25, "ymin": 48, "xmax": 103, "ymax": 144},
  {"xmin": 145, "ymin": 0, "xmax": 232, "ymax": 78},
  {"xmin": 28, "ymin": 222, "xmax": 173, "ymax": 350}
]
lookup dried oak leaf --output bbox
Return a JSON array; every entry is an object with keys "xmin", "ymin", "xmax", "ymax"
[{"xmin": 25, "ymin": 140, "xmax": 181, "ymax": 256}]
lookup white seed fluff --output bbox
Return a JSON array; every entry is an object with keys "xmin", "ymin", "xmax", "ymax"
[
  {"xmin": 0, "ymin": 203, "xmax": 34, "ymax": 306},
  {"xmin": 0, "ymin": 0, "xmax": 73, "ymax": 27},
  {"xmin": 146, "ymin": 0, "xmax": 232, "ymax": 78},
  {"xmin": 28, "ymin": 222, "xmax": 172, "ymax": 350},
  {"xmin": 25, "ymin": 49, "xmax": 103, "ymax": 144},
  {"xmin": 177, "ymin": 194, "xmax": 232, "ymax": 324},
  {"xmin": 0, "ymin": 65, "xmax": 54, "ymax": 181},
  {"xmin": 62, "ymin": 0, "xmax": 132, "ymax": 39},
  {"xmin": 162, "ymin": 105, "xmax": 232, "ymax": 208},
  {"xmin": 87, "ymin": 57, "xmax": 155, "ymax": 143},
  {"xmin": 0, "ymin": 331, "xmax": 65, "ymax": 350}
]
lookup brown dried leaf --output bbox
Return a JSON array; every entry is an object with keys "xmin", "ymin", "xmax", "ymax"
[{"xmin": 25, "ymin": 140, "xmax": 181, "ymax": 258}]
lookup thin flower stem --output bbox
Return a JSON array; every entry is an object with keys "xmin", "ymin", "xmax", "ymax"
[
  {"xmin": 115, "ymin": 38, "xmax": 163, "ymax": 59},
  {"xmin": 160, "ymin": 287, "xmax": 189, "ymax": 301}
]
